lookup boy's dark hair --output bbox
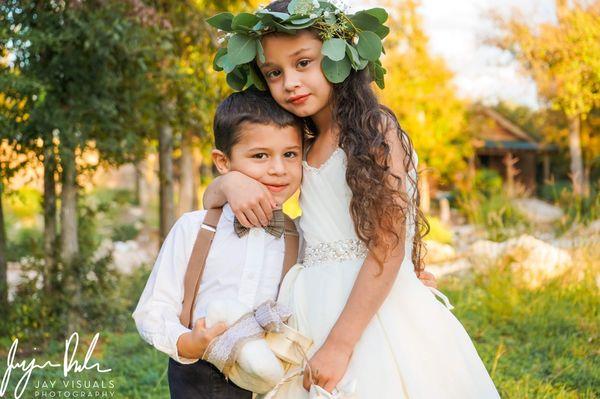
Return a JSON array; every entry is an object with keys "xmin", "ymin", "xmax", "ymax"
[{"xmin": 213, "ymin": 89, "xmax": 303, "ymax": 156}]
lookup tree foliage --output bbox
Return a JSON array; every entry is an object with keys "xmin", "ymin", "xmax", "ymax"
[
  {"xmin": 491, "ymin": 0, "xmax": 599, "ymax": 195},
  {"xmin": 379, "ymin": 0, "xmax": 470, "ymax": 188}
]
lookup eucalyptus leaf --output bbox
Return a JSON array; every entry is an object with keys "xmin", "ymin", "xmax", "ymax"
[
  {"xmin": 247, "ymin": 65, "xmax": 267, "ymax": 90},
  {"xmin": 285, "ymin": 20, "xmax": 316, "ymax": 29},
  {"xmin": 356, "ymin": 58, "xmax": 369, "ymax": 70},
  {"xmin": 291, "ymin": 17, "xmax": 313, "ymax": 24},
  {"xmin": 322, "ymin": 56, "xmax": 352, "ymax": 84},
  {"xmin": 345, "ymin": 43, "xmax": 360, "ymax": 65},
  {"xmin": 363, "ymin": 8, "xmax": 388, "ymax": 24},
  {"xmin": 213, "ymin": 48, "xmax": 227, "ymax": 71},
  {"xmin": 350, "ymin": 12, "xmax": 380, "ymax": 32},
  {"xmin": 372, "ymin": 24, "xmax": 390, "ymax": 39},
  {"xmin": 227, "ymin": 34, "xmax": 257, "ymax": 65},
  {"xmin": 272, "ymin": 22, "xmax": 296, "ymax": 34},
  {"xmin": 218, "ymin": 54, "xmax": 237, "ymax": 73},
  {"xmin": 206, "ymin": 12, "xmax": 234, "ymax": 31},
  {"xmin": 346, "ymin": 43, "xmax": 368, "ymax": 70},
  {"xmin": 356, "ymin": 31, "xmax": 382, "ymax": 62},
  {"xmin": 227, "ymin": 67, "xmax": 247, "ymax": 91},
  {"xmin": 257, "ymin": 40, "xmax": 266, "ymax": 64},
  {"xmin": 322, "ymin": 38, "xmax": 347, "ymax": 61},
  {"xmin": 258, "ymin": 10, "xmax": 290, "ymax": 21},
  {"xmin": 232, "ymin": 13, "xmax": 260, "ymax": 31},
  {"xmin": 369, "ymin": 60, "xmax": 386, "ymax": 89}
]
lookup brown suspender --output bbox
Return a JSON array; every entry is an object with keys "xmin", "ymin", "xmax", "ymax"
[{"xmin": 179, "ymin": 208, "xmax": 300, "ymax": 329}]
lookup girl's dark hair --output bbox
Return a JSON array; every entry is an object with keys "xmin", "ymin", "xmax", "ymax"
[
  {"xmin": 213, "ymin": 88, "xmax": 303, "ymax": 156},
  {"xmin": 265, "ymin": 0, "xmax": 430, "ymax": 272}
]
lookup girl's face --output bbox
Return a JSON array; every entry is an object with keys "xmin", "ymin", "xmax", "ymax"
[{"xmin": 258, "ymin": 30, "xmax": 333, "ymax": 119}]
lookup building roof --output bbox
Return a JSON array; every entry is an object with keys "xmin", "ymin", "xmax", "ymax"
[
  {"xmin": 481, "ymin": 107, "xmax": 537, "ymax": 143},
  {"xmin": 472, "ymin": 106, "xmax": 550, "ymax": 152}
]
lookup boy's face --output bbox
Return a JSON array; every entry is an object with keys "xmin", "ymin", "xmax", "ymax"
[{"xmin": 212, "ymin": 122, "xmax": 303, "ymax": 206}]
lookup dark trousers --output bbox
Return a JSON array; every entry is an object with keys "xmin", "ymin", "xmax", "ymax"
[{"xmin": 168, "ymin": 358, "xmax": 253, "ymax": 399}]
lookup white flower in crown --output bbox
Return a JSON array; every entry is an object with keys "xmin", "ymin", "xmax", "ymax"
[
  {"xmin": 331, "ymin": 0, "xmax": 349, "ymax": 12},
  {"xmin": 312, "ymin": 0, "xmax": 320, "ymax": 8},
  {"xmin": 293, "ymin": 0, "xmax": 317, "ymax": 15}
]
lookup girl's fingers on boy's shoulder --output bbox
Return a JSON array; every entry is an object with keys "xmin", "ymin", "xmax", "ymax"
[
  {"xmin": 254, "ymin": 205, "xmax": 270, "ymax": 227},
  {"xmin": 261, "ymin": 186, "xmax": 277, "ymax": 210},
  {"xmin": 234, "ymin": 211, "xmax": 252, "ymax": 228},
  {"xmin": 242, "ymin": 208, "xmax": 261, "ymax": 228}
]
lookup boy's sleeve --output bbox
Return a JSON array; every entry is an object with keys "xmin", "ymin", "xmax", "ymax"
[{"xmin": 132, "ymin": 211, "xmax": 206, "ymax": 364}]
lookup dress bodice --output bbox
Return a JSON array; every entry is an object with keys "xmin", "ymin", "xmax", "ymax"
[{"xmin": 299, "ymin": 147, "xmax": 418, "ymax": 269}]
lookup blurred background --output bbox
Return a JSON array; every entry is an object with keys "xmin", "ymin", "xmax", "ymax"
[{"xmin": 0, "ymin": 0, "xmax": 598, "ymax": 398}]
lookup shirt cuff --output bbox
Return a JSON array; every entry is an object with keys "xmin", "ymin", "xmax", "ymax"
[{"xmin": 168, "ymin": 321, "xmax": 200, "ymax": 365}]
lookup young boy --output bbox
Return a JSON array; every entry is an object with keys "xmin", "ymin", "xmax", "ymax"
[{"xmin": 132, "ymin": 89, "xmax": 304, "ymax": 399}]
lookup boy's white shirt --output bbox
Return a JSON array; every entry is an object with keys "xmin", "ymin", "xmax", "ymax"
[{"xmin": 132, "ymin": 203, "xmax": 303, "ymax": 364}]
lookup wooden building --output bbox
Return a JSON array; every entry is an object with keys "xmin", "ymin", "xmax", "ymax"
[{"xmin": 471, "ymin": 107, "xmax": 554, "ymax": 194}]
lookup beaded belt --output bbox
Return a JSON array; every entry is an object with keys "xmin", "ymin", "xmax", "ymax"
[{"xmin": 303, "ymin": 238, "xmax": 368, "ymax": 267}]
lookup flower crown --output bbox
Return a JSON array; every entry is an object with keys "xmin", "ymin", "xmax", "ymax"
[{"xmin": 206, "ymin": 0, "xmax": 389, "ymax": 91}]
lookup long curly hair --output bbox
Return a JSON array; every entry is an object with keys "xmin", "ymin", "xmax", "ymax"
[{"xmin": 266, "ymin": 0, "xmax": 429, "ymax": 272}]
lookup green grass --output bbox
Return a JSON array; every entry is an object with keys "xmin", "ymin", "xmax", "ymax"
[
  {"xmin": 1, "ymin": 253, "xmax": 598, "ymax": 398},
  {"xmin": 442, "ymin": 256, "xmax": 599, "ymax": 398},
  {"xmin": 0, "ymin": 331, "xmax": 170, "ymax": 399}
]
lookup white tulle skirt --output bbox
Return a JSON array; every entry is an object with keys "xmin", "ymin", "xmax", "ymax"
[{"xmin": 268, "ymin": 258, "xmax": 500, "ymax": 399}]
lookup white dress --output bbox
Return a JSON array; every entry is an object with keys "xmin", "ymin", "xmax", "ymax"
[{"xmin": 272, "ymin": 148, "xmax": 500, "ymax": 398}]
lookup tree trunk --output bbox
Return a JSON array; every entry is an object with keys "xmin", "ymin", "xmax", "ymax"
[
  {"xmin": 568, "ymin": 116, "xmax": 585, "ymax": 197},
  {"xmin": 0, "ymin": 176, "xmax": 8, "ymax": 313},
  {"xmin": 60, "ymin": 145, "xmax": 80, "ymax": 332},
  {"xmin": 179, "ymin": 129, "xmax": 195, "ymax": 215},
  {"xmin": 43, "ymin": 141, "xmax": 58, "ymax": 294},
  {"xmin": 134, "ymin": 160, "xmax": 142, "ymax": 206},
  {"xmin": 583, "ymin": 164, "xmax": 591, "ymax": 198},
  {"xmin": 60, "ymin": 146, "xmax": 79, "ymax": 265},
  {"xmin": 159, "ymin": 124, "xmax": 175, "ymax": 243}
]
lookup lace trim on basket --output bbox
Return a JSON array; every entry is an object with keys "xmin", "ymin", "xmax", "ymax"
[{"xmin": 203, "ymin": 300, "xmax": 291, "ymax": 374}]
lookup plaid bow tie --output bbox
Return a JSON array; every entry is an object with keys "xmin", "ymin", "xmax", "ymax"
[{"xmin": 233, "ymin": 209, "xmax": 285, "ymax": 238}]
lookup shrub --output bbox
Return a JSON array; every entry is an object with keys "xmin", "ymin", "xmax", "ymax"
[
  {"xmin": 426, "ymin": 216, "xmax": 453, "ymax": 244},
  {"xmin": 455, "ymin": 169, "xmax": 530, "ymax": 241},
  {"xmin": 111, "ymin": 223, "xmax": 140, "ymax": 242}
]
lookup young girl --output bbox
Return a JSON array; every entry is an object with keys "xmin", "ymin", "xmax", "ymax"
[{"xmin": 204, "ymin": 1, "xmax": 500, "ymax": 397}]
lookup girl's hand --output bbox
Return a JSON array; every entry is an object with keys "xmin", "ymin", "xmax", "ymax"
[
  {"xmin": 221, "ymin": 171, "xmax": 277, "ymax": 227},
  {"xmin": 417, "ymin": 270, "xmax": 437, "ymax": 288},
  {"xmin": 302, "ymin": 340, "xmax": 353, "ymax": 393}
]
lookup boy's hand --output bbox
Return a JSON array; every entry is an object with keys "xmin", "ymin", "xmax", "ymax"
[
  {"xmin": 177, "ymin": 318, "xmax": 228, "ymax": 359},
  {"xmin": 222, "ymin": 171, "xmax": 276, "ymax": 228},
  {"xmin": 417, "ymin": 270, "xmax": 437, "ymax": 288}
]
